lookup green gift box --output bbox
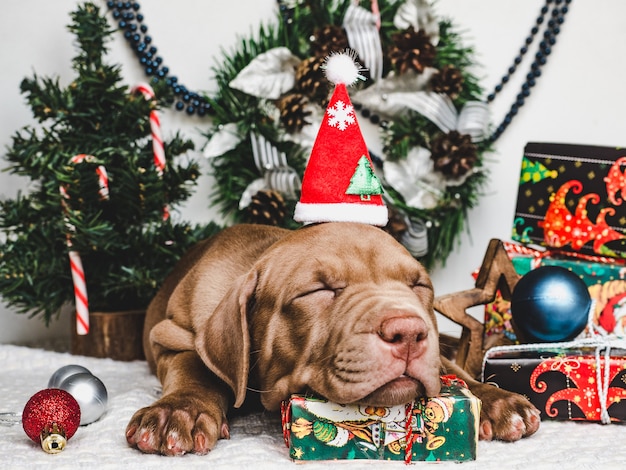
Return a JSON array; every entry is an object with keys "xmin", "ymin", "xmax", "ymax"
[{"xmin": 281, "ymin": 380, "xmax": 480, "ymax": 463}]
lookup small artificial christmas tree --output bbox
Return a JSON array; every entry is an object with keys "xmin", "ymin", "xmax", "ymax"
[{"xmin": 0, "ymin": 2, "xmax": 220, "ymax": 327}]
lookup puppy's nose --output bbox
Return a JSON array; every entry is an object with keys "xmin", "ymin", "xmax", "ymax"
[{"xmin": 379, "ymin": 315, "xmax": 428, "ymax": 356}]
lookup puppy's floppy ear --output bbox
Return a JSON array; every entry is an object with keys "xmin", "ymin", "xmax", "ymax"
[{"xmin": 195, "ymin": 269, "xmax": 257, "ymax": 408}]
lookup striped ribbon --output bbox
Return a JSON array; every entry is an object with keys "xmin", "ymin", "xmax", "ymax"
[
  {"xmin": 343, "ymin": 1, "xmax": 383, "ymax": 82},
  {"xmin": 250, "ymin": 133, "xmax": 301, "ymax": 199}
]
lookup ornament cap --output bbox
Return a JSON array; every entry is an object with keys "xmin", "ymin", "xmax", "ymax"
[{"xmin": 40, "ymin": 422, "xmax": 68, "ymax": 454}]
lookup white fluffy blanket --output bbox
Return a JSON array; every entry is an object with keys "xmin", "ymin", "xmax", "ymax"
[{"xmin": 1, "ymin": 344, "xmax": 624, "ymax": 470}]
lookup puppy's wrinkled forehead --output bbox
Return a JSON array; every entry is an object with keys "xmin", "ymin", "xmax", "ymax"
[{"xmin": 261, "ymin": 222, "xmax": 430, "ymax": 286}]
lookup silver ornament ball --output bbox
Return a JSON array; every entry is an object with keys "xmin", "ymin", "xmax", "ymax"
[
  {"xmin": 58, "ymin": 373, "xmax": 108, "ymax": 425},
  {"xmin": 48, "ymin": 364, "xmax": 92, "ymax": 388}
]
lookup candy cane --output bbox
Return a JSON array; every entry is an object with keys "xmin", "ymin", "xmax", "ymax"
[
  {"xmin": 95, "ymin": 165, "xmax": 109, "ymax": 200},
  {"xmin": 353, "ymin": 0, "xmax": 380, "ymax": 28},
  {"xmin": 371, "ymin": 0, "xmax": 381, "ymax": 29},
  {"xmin": 132, "ymin": 82, "xmax": 169, "ymax": 220},
  {"xmin": 69, "ymin": 250, "xmax": 89, "ymax": 335},
  {"xmin": 132, "ymin": 83, "xmax": 166, "ymax": 176},
  {"xmin": 60, "ymin": 154, "xmax": 111, "ymax": 335},
  {"xmin": 71, "ymin": 154, "xmax": 110, "ymax": 201},
  {"xmin": 59, "ymin": 183, "xmax": 90, "ymax": 336}
]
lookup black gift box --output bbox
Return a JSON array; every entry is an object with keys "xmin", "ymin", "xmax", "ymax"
[
  {"xmin": 482, "ymin": 343, "xmax": 626, "ymax": 422},
  {"xmin": 512, "ymin": 142, "xmax": 626, "ymax": 259}
]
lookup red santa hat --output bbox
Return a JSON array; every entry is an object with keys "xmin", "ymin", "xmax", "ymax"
[{"xmin": 293, "ymin": 52, "xmax": 388, "ymax": 227}]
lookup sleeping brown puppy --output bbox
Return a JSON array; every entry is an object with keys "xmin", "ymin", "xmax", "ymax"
[{"xmin": 126, "ymin": 222, "xmax": 540, "ymax": 456}]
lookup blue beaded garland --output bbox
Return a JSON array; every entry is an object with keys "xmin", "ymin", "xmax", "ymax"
[
  {"xmin": 488, "ymin": 0, "xmax": 572, "ymax": 142},
  {"xmin": 107, "ymin": 0, "xmax": 570, "ymax": 129},
  {"xmin": 106, "ymin": 1, "xmax": 212, "ymax": 117}
]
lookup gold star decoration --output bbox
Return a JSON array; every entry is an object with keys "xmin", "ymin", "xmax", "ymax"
[{"xmin": 434, "ymin": 239, "xmax": 522, "ymax": 379}]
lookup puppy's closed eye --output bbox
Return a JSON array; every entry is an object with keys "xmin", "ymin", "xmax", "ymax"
[
  {"xmin": 291, "ymin": 284, "xmax": 344, "ymax": 306},
  {"xmin": 411, "ymin": 281, "xmax": 431, "ymax": 291},
  {"xmin": 411, "ymin": 279, "xmax": 433, "ymax": 299}
]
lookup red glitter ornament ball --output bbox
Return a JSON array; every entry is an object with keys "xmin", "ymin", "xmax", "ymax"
[{"xmin": 22, "ymin": 388, "xmax": 81, "ymax": 453}]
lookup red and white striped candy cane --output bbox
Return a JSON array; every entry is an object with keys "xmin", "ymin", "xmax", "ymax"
[
  {"xmin": 59, "ymin": 183, "xmax": 90, "ymax": 336},
  {"xmin": 132, "ymin": 83, "xmax": 166, "ymax": 176},
  {"xmin": 60, "ymin": 154, "xmax": 111, "ymax": 335},
  {"xmin": 71, "ymin": 154, "xmax": 110, "ymax": 201},
  {"xmin": 132, "ymin": 82, "xmax": 169, "ymax": 220},
  {"xmin": 69, "ymin": 250, "xmax": 89, "ymax": 335},
  {"xmin": 353, "ymin": 0, "xmax": 380, "ymax": 28},
  {"xmin": 95, "ymin": 165, "xmax": 109, "ymax": 200}
]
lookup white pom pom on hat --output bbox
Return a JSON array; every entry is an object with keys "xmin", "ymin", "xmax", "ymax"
[
  {"xmin": 323, "ymin": 51, "xmax": 365, "ymax": 86},
  {"xmin": 293, "ymin": 50, "xmax": 388, "ymax": 227}
]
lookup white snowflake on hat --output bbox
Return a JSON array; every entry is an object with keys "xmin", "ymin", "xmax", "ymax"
[
  {"xmin": 293, "ymin": 52, "xmax": 388, "ymax": 227},
  {"xmin": 327, "ymin": 100, "xmax": 356, "ymax": 131}
]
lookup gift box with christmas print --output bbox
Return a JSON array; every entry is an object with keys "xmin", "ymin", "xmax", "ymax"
[
  {"xmin": 512, "ymin": 142, "xmax": 626, "ymax": 259},
  {"xmin": 281, "ymin": 379, "xmax": 480, "ymax": 463},
  {"xmin": 483, "ymin": 242, "xmax": 626, "ymax": 342},
  {"xmin": 482, "ymin": 342, "xmax": 626, "ymax": 422}
]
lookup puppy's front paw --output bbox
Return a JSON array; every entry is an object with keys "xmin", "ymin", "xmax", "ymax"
[
  {"xmin": 473, "ymin": 383, "xmax": 540, "ymax": 442},
  {"xmin": 126, "ymin": 394, "xmax": 230, "ymax": 456}
]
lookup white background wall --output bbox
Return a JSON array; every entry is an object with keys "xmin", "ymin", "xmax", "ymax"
[{"xmin": 1, "ymin": 0, "xmax": 625, "ymax": 346}]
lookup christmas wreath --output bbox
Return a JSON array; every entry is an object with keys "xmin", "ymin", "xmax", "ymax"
[{"xmin": 203, "ymin": 0, "xmax": 492, "ymax": 268}]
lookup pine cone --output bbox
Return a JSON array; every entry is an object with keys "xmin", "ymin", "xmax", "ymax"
[
  {"xmin": 430, "ymin": 131, "xmax": 478, "ymax": 178},
  {"xmin": 388, "ymin": 27, "xmax": 436, "ymax": 75},
  {"xmin": 310, "ymin": 24, "xmax": 349, "ymax": 57},
  {"xmin": 431, "ymin": 65, "xmax": 464, "ymax": 98},
  {"xmin": 276, "ymin": 93, "xmax": 312, "ymax": 134},
  {"xmin": 244, "ymin": 189, "xmax": 287, "ymax": 226},
  {"xmin": 294, "ymin": 56, "xmax": 330, "ymax": 106}
]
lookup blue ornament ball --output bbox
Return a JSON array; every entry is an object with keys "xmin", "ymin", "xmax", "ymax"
[{"xmin": 510, "ymin": 266, "xmax": 591, "ymax": 343}]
